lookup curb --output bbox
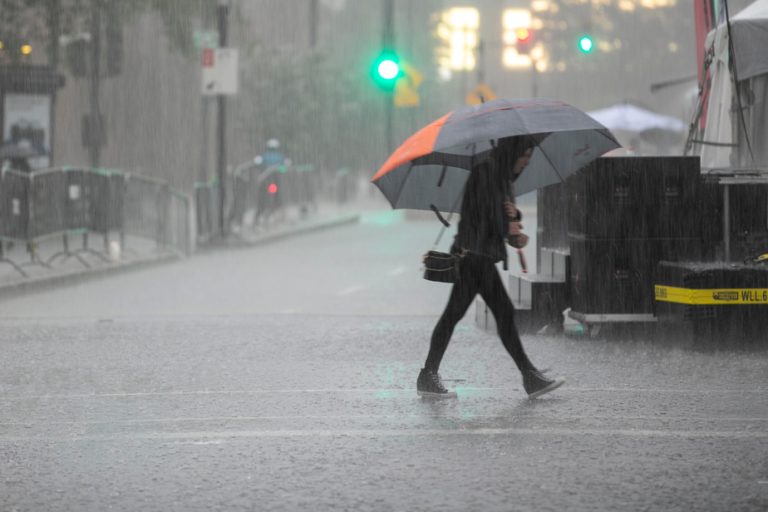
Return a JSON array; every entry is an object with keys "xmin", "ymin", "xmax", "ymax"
[
  {"xmin": 0, "ymin": 252, "xmax": 181, "ymax": 302},
  {"xmin": 0, "ymin": 212, "xmax": 361, "ymax": 301},
  {"xmin": 203, "ymin": 213, "xmax": 361, "ymax": 250}
]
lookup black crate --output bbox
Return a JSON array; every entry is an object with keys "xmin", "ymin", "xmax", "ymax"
[
  {"xmin": 567, "ymin": 156, "xmax": 701, "ymax": 240},
  {"xmin": 537, "ymin": 181, "xmax": 569, "ymax": 250},
  {"xmin": 570, "ymin": 237, "xmax": 704, "ymax": 314}
]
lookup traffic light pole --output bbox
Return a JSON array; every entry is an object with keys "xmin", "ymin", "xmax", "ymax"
[
  {"xmin": 383, "ymin": 0, "xmax": 394, "ymax": 156},
  {"xmin": 88, "ymin": 0, "xmax": 102, "ymax": 168},
  {"xmin": 217, "ymin": 0, "xmax": 229, "ymax": 237}
]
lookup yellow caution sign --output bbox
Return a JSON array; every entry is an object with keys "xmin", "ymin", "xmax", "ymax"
[
  {"xmin": 466, "ymin": 83, "xmax": 497, "ymax": 105},
  {"xmin": 394, "ymin": 62, "xmax": 423, "ymax": 108},
  {"xmin": 654, "ymin": 285, "xmax": 768, "ymax": 305}
]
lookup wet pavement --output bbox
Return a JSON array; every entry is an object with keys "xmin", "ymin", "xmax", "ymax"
[{"xmin": 0, "ymin": 207, "xmax": 766, "ymax": 511}]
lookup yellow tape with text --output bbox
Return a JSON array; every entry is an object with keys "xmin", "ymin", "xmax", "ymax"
[{"xmin": 654, "ymin": 285, "xmax": 768, "ymax": 305}]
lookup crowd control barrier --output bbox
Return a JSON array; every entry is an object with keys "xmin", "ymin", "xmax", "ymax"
[{"xmin": 0, "ymin": 167, "xmax": 192, "ymax": 277}]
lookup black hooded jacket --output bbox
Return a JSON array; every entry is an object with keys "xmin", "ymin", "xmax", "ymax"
[{"xmin": 450, "ymin": 157, "xmax": 510, "ymax": 267}]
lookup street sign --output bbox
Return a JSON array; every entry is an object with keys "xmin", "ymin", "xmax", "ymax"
[
  {"xmin": 466, "ymin": 83, "xmax": 497, "ymax": 105},
  {"xmin": 394, "ymin": 62, "xmax": 423, "ymax": 108},
  {"xmin": 201, "ymin": 48, "xmax": 238, "ymax": 96}
]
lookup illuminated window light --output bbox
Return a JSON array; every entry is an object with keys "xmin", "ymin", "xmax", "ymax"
[
  {"xmin": 435, "ymin": 6, "xmax": 479, "ymax": 72},
  {"xmin": 502, "ymin": 47, "xmax": 532, "ymax": 69},
  {"xmin": 618, "ymin": 0, "xmax": 636, "ymax": 11},
  {"xmin": 502, "ymin": 9, "xmax": 531, "ymax": 30},
  {"xmin": 445, "ymin": 7, "xmax": 479, "ymax": 29}
]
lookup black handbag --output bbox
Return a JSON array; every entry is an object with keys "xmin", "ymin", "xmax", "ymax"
[
  {"xmin": 423, "ymin": 250, "xmax": 460, "ymax": 283},
  {"xmin": 422, "ymin": 205, "xmax": 462, "ymax": 283}
]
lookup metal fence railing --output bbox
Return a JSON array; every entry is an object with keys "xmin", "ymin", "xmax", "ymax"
[{"xmin": 0, "ymin": 167, "xmax": 192, "ymax": 277}]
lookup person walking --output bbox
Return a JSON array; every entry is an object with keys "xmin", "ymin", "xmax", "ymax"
[{"xmin": 417, "ymin": 137, "xmax": 566, "ymax": 399}]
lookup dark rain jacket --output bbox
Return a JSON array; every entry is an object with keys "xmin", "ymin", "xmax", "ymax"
[{"xmin": 451, "ymin": 159, "xmax": 511, "ymax": 268}]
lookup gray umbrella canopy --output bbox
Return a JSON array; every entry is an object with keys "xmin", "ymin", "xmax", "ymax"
[{"xmin": 373, "ymin": 98, "xmax": 621, "ymax": 213}]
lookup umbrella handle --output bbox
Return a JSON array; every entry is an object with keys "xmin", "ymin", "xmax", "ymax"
[{"xmin": 516, "ymin": 249, "xmax": 528, "ymax": 273}]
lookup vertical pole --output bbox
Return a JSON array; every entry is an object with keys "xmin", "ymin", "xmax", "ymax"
[
  {"xmin": 199, "ymin": 6, "xmax": 213, "ymax": 186},
  {"xmin": 309, "ymin": 0, "xmax": 318, "ymax": 48},
  {"xmin": 531, "ymin": 60, "xmax": 539, "ymax": 97},
  {"xmin": 477, "ymin": 38, "xmax": 485, "ymax": 86},
  {"xmin": 217, "ymin": 0, "xmax": 229, "ymax": 237},
  {"xmin": 383, "ymin": 0, "xmax": 394, "ymax": 156},
  {"xmin": 48, "ymin": 0, "xmax": 60, "ymax": 166},
  {"xmin": 723, "ymin": 183, "xmax": 730, "ymax": 262},
  {"xmin": 89, "ymin": 0, "xmax": 102, "ymax": 168}
]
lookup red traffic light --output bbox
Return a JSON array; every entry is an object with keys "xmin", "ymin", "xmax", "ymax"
[
  {"xmin": 267, "ymin": 183, "xmax": 278, "ymax": 195},
  {"xmin": 515, "ymin": 28, "xmax": 531, "ymax": 43}
]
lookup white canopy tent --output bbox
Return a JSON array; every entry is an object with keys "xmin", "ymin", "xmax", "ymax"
[{"xmin": 698, "ymin": 0, "xmax": 768, "ymax": 170}]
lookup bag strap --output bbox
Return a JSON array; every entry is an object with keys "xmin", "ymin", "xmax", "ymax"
[{"xmin": 431, "ymin": 145, "xmax": 474, "ymax": 250}]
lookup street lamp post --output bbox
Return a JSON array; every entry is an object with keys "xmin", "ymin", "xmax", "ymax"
[{"xmin": 216, "ymin": 0, "xmax": 229, "ymax": 237}]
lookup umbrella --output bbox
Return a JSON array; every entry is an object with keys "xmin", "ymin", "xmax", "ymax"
[
  {"xmin": 587, "ymin": 103, "xmax": 686, "ymax": 134},
  {"xmin": 372, "ymin": 98, "xmax": 620, "ymax": 213},
  {"xmin": 587, "ymin": 103, "xmax": 686, "ymax": 155}
]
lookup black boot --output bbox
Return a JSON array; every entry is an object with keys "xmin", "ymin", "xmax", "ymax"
[
  {"xmin": 523, "ymin": 368, "xmax": 565, "ymax": 399},
  {"xmin": 417, "ymin": 368, "xmax": 457, "ymax": 398}
]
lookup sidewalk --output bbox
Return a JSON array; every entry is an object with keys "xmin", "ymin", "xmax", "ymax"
[
  {"xmin": 0, "ymin": 193, "xmax": 379, "ymax": 300},
  {"xmin": 0, "ymin": 234, "xmax": 180, "ymax": 300}
]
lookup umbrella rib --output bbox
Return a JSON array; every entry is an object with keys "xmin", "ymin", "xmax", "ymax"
[
  {"xmin": 595, "ymin": 128, "xmax": 621, "ymax": 147},
  {"xmin": 437, "ymin": 164, "xmax": 447, "ymax": 187},
  {"xmin": 536, "ymin": 143, "xmax": 564, "ymax": 184}
]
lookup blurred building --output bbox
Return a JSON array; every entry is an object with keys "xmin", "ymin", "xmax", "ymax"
[{"xmin": 3, "ymin": 0, "xmax": 748, "ymax": 189}]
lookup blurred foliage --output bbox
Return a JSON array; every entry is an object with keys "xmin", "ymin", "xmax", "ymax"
[{"xmin": 237, "ymin": 47, "xmax": 381, "ymax": 171}]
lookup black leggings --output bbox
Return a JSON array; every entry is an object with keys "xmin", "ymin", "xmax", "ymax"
[{"xmin": 425, "ymin": 253, "xmax": 534, "ymax": 373}]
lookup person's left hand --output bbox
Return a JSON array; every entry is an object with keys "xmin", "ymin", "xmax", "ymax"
[
  {"xmin": 504, "ymin": 200, "xmax": 518, "ymax": 220},
  {"xmin": 509, "ymin": 220, "xmax": 524, "ymax": 236}
]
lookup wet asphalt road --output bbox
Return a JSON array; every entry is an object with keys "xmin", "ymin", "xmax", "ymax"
[{"xmin": 1, "ymin": 209, "xmax": 767, "ymax": 511}]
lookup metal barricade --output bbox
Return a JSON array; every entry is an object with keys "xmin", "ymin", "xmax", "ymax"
[
  {"xmin": 0, "ymin": 169, "xmax": 30, "ymax": 241},
  {"xmin": 0, "ymin": 167, "xmax": 192, "ymax": 277},
  {"xmin": 0, "ymin": 169, "xmax": 31, "ymax": 275},
  {"xmin": 123, "ymin": 174, "xmax": 169, "ymax": 248},
  {"xmin": 29, "ymin": 169, "xmax": 67, "ymax": 239},
  {"xmin": 91, "ymin": 169, "xmax": 126, "ymax": 237},
  {"xmin": 195, "ymin": 181, "xmax": 220, "ymax": 242}
]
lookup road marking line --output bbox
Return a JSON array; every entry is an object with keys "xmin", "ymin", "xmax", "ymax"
[
  {"xmin": 1, "ymin": 387, "xmax": 765, "ymax": 401},
  {"xmin": 2, "ymin": 414, "xmax": 765, "ymax": 427},
  {"xmin": 336, "ymin": 285, "xmax": 364, "ymax": 296},
  {"xmin": 1, "ymin": 427, "xmax": 767, "ymax": 443}
]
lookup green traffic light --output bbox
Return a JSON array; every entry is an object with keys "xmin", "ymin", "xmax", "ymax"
[
  {"xmin": 377, "ymin": 59, "xmax": 400, "ymax": 80},
  {"xmin": 372, "ymin": 51, "xmax": 401, "ymax": 90},
  {"xmin": 578, "ymin": 35, "xmax": 594, "ymax": 53}
]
